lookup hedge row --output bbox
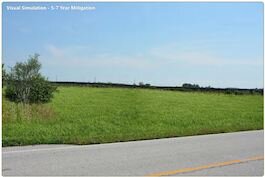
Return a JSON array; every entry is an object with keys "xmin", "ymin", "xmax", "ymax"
[{"xmin": 50, "ymin": 81, "xmax": 263, "ymax": 95}]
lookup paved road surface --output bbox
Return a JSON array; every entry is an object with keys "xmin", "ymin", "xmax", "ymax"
[{"xmin": 3, "ymin": 130, "xmax": 264, "ymax": 176}]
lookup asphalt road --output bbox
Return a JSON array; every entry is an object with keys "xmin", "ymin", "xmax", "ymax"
[{"xmin": 3, "ymin": 130, "xmax": 264, "ymax": 176}]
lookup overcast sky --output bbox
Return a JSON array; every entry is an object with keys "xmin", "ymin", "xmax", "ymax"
[{"xmin": 3, "ymin": 2, "xmax": 263, "ymax": 88}]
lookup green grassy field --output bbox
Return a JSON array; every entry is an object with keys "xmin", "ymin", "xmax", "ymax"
[{"xmin": 2, "ymin": 86, "xmax": 263, "ymax": 146}]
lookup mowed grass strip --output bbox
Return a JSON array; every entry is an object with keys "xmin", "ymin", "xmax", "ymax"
[{"xmin": 3, "ymin": 86, "xmax": 263, "ymax": 146}]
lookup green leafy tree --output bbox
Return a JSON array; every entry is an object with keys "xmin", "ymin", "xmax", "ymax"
[
  {"xmin": 2, "ymin": 64, "xmax": 7, "ymax": 87},
  {"xmin": 5, "ymin": 54, "xmax": 57, "ymax": 104}
]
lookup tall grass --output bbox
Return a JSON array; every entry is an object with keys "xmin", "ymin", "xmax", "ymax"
[{"xmin": 2, "ymin": 97, "xmax": 55, "ymax": 123}]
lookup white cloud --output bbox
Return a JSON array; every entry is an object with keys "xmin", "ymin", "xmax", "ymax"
[
  {"xmin": 43, "ymin": 43, "xmax": 262, "ymax": 72},
  {"xmin": 149, "ymin": 44, "xmax": 262, "ymax": 67},
  {"xmin": 43, "ymin": 44, "xmax": 155, "ymax": 69},
  {"xmin": 46, "ymin": 45, "xmax": 65, "ymax": 58}
]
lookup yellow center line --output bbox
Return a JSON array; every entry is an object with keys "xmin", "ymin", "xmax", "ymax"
[{"xmin": 145, "ymin": 155, "xmax": 264, "ymax": 177}]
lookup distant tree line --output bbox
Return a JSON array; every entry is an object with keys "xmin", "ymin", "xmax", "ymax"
[
  {"xmin": 50, "ymin": 81, "xmax": 263, "ymax": 95},
  {"xmin": 182, "ymin": 83, "xmax": 200, "ymax": 89}
]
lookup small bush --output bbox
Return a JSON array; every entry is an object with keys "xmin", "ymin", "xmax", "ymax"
[{"xmin": 28, "ymin": 76, "xmax": 57, "ymax": 103}]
